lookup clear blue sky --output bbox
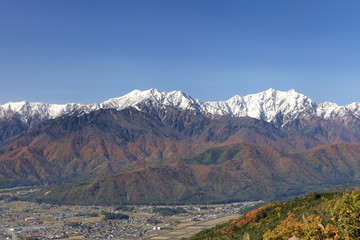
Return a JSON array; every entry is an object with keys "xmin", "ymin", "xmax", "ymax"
[{"xmin": 0, "ymin": 0, "xmax": 359, "ymax": 105}]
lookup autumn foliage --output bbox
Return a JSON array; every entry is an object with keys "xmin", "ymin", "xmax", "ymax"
[{"xmin": 186, "ymin": 189, "xmax": 360, "ymax": 240}]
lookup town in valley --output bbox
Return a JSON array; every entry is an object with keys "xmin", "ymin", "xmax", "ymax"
[{"xmin": 0, "ymin": 187, "xmax": 261, "ymax": 240}]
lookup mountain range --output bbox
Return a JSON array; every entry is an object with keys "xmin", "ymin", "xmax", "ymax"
[
  {"xmin": 1, "ymin": 88, "xmax": 360, "ymax": 204},
  {"xmin": 1, "ymin": 88, "xmax": 360, "ymax": 129}
]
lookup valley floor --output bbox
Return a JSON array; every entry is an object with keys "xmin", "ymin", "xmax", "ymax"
[
  {"xmin": 0, "ymin": 187, "xmax": 261, "ymax": 240},
  {"xmin": 140, "ymin": 214, "xmax": 240, "ymax": 240}
]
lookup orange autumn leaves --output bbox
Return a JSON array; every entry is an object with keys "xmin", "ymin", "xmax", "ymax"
[
  {"xmin": 263, "ymin": 213, "xmax": 345, "ymax": 240},
  {"xmin": 200, "ymin": 190, "xmax": 359, "ymax": 240}
]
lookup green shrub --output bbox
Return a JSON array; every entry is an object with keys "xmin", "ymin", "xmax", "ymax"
[
  {"xmin": 65, "ymin": 221, "xmax": 82, "ymax": 227},
  {"xmin": 103, "ymin": 212, "xmax": 129, "ymax": 220}
]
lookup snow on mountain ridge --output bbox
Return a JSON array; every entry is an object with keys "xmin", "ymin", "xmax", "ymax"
[
  {"xmin": 317, "ymin": 101, "xmax": 360, "ymax": 120},
  {"xmin": 203, "ymin": 88, "xmax": 316, "ymax": 123},
  {"xmin": 0, "ymin": 88, "xmax": 358, "ymax": 126},
  {"xmin": 0, "ymin": 101, "xmax": 81, "ymax": 123},
  {"xmin": 100, "ymin": 88, "xmax": 203, "ymax": 112}
]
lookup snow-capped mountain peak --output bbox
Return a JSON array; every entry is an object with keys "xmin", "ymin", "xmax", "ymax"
[
  {"xmin": 0, "ymin": 88, "xmax": 359, "ymax": 127},
  {"xmin": 203, "ymin": 88, "xmax": 316, "ymax": 123},
  {"xmin": 242, "ymin": 88, "xmax": 316, "ymax": 122},
  {"xmin": 100, "ymin": 89, "xmax": 202, "ymax": 112},
  {"xmin": 0, "ymin": 100, "xmax": 81, "ymax": 123}
]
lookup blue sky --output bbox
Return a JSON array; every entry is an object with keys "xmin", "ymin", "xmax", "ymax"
[{"xmin": 0, "ymin": 0, "xmax": 359, "ymax": 105}]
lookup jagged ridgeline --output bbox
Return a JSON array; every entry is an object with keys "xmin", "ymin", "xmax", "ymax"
[{"xmin": 185, "ymin": 189, "xmax": 360, "ymax": 240}]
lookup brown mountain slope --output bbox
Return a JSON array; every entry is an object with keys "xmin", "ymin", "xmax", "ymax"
[
  {"xmin": 0, "ymin": 107, "xmax": 290, "ymax": 186},
  {"xmin": 1, "ymin": 106, "xmax": 360, "ymax": 188},
  {"xmin": 27, "ymin": 143, "xmax": 360, "ymax": 205}
]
